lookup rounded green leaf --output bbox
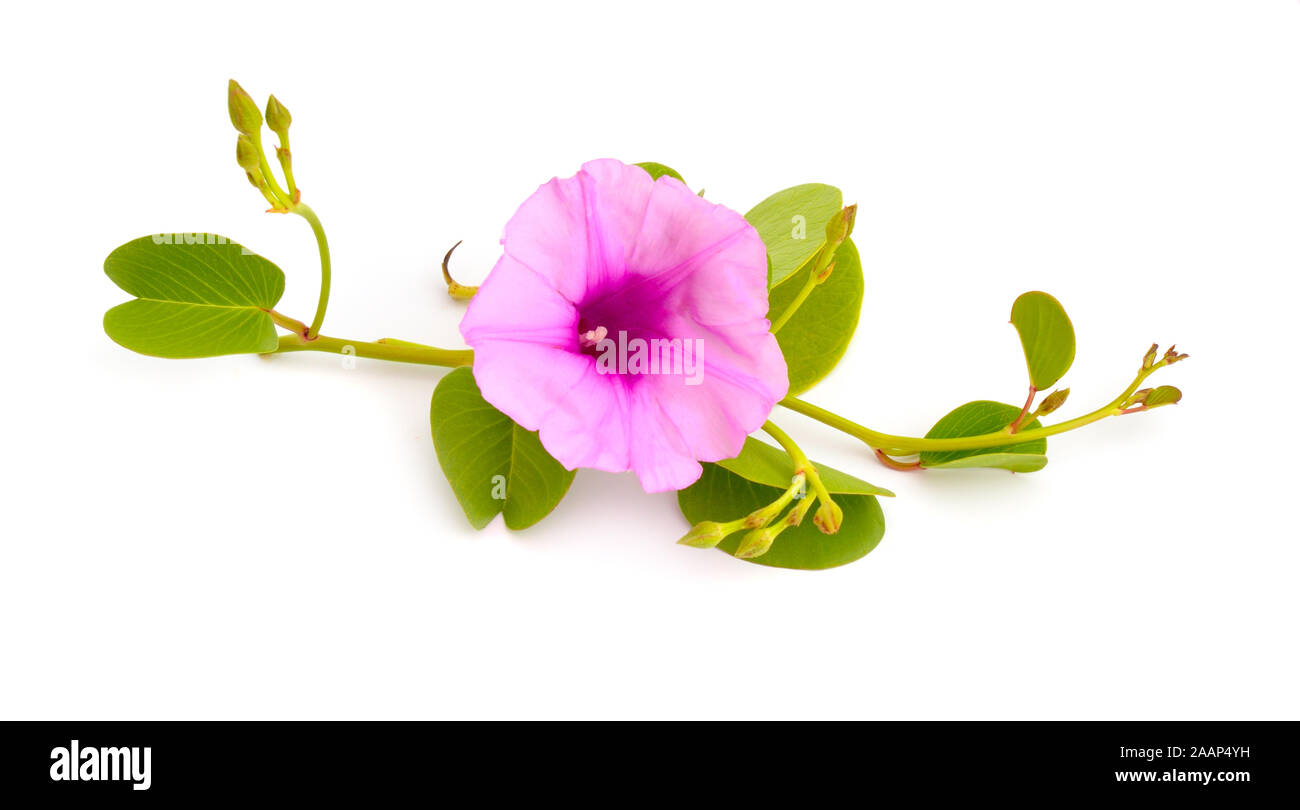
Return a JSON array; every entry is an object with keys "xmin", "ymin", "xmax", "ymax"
[
  {"xmin": 634, "ymin": 162, "xmax": 685, "ymax": 183},
  {"xmin": 745, "ymin": 183, "xmax": 842, "ymax": 288},
  {"xmin": 767, "ymin": 237, "xmax": 864, "ymax": 395},
  {"xmin": 678, "ymin": 438, "xmax": 889, "ymax": 570},
  {"xmin": 103, "ymin": 234, "xmax": 285, "ymax": 358},
  {"xmin": 430, "ymin": 368, "xmax": 575, "ymax": 530},
  {"xmin": 1010, "ymin": 291, "xmax": 1076, "ymax": 390},
  {"xmin": 919, "ymin": 400, "xmax": 1048, "ymax": 472}
]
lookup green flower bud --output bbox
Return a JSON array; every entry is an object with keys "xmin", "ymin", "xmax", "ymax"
[
  {"xmin": 227, "ymin": 79, "xmax": 263, "ymax": 136},
  {"xmin": 1162, "ymin": 345, "xmax": 1189, "ymax": 366},
  {"xmin": 1141, "ymin": 343, "xmax": 1159, "ymax": 370},
  {"xmin": 265, "ymin": 94, "xmax": 292, "ymax": 138},
  {"xmin": 813, "ymin": 500, "xmax": 843, "ymax": 535},
  {"xmin": 735, "ymin": 526, "xmax": 777, "ymax": 559},
  {"xmin": 235, "ymin": 134, "xmax": 260, "ymax": 172},
  {"xmin": 825, "ymin": 204, "xmax": 857, "ymax": 248},
  {"xmin": 1036, "ymin": 388, "xmax": 1070, "ymax": 416},
  {"xmin": 677, "ymin": 521, "xmax": 728, "ymax": 549}
]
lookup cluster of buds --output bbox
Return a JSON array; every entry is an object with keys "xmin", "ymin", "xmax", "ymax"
[
  {"xmin": 1142, "ymin": 342, "xmax": 1190, "ymax": 372},
  {"xmin": 228, "ymin": 80, "xmax": 299, "ymax": 211},
  {"xmin": 677, "ymin": 467, "xmax": 842, "ymax": 559},
  {"xmin": 1122, "ymin": 344, "xmax": 1187, "ymax": 414}
]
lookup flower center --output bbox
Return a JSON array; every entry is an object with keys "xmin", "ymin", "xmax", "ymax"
[{"xmin": 577, "ymin": 324, "xmax": 608, "ymax": 354}]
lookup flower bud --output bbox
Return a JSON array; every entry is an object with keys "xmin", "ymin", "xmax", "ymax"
[
  {"xmin": 825, "ymin": 204, "xmax": 857, "ymax": 248},
  {"xmin": 1036, "ymin": 388, "xmax": 1070, "ymax": 416},
  {"xmin": 1141, "ymin": 343, "xmax": 1159, "ymax": 370},
  {"xmin": 227, "ymin": 79, "xmax": 263, "ymax": 136},
  {"xmin": 677, "ymin": 521, "xmax": 728, "ymax": 549},
  {"xmin": 235, "ymin": 134, "xmax": 260, "ymax": 172},
  {"xmin": 813, "ymin": 500, "xmax": 843, "ymax": 534},
  {"xmin": 735, "ymin": 526, "xmax": 777, "ymax": 559},
  {"xmin": 1162, "ymin": 345, "xmax": 1189, "ymax": 365},
  {"xmin": 265, "ymin": 94, "xmax": 292, "ymax": 138}
]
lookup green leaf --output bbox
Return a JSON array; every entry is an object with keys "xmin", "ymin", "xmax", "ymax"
[
  {"xmin": 634, "ymin": 162, "xmax": 685, "ymax": 183},
  {"xmin": 1010, "ymin": 291, "xmax": 1076, "ymax": 390},
  {"xmin": 767, "ymin": 237, "xmax": 864, "ymax": 395},
  {"xmin": 745, "ymin": 183, "xmax": 842, "ymax": 288},
  {"xmin": 677, "ymin": 438, "xmax": 889, "ymax": 570},
  {"xmin": 103, "ymin": 234, "xmax": 285, "ymax": 358},
  {"xmin": 919, "ymin": 400, "xmax": 1048, "ymax": 472},
  {"xmin": 430, "ymin": 367, "xmax": 576, "ymax": 530}
]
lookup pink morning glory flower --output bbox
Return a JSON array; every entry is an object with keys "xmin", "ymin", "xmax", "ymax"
[{"xmin": 459, "ymin": 159, "xmax": 789, "ymax": 492}]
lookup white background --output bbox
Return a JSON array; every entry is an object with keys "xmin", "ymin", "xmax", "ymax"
[{"xmin": 1, "ymin": 1, "xmax": 1296, "ymax": 720}]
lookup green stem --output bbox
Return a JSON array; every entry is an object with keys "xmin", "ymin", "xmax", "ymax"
[
  {"xmin": 266, "ymin": 309, "xmax": 309, "ymax": 336},
  {"xmin": 291, "ymin": 202, "xmax": 331, "ymax": 339},
  {"xmin": 276, "ymin": 132, "xmax": 297, "ymax": 197},
  {"xmin": 253, "ymin": 132, "xmax": 292, "ymax": 208},
  {"xmin": 781, "ymin": 363, "xmax": 1164, "ymax": 455},
  {"xmin": 272, "ymin": 334, "xmax": 473, "ymax": 367},
  {"xmin": 770, "ymin": 272, "xmax": 818, "ymax": 333},
  {"xmin": 762, "ymin": 419, "xmax": 833, "ymax": 505}
]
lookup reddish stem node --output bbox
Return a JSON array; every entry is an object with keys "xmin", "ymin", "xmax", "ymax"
[{"xmin": 874, "ymin": 449, "xmax": 923, "ymax": 471}]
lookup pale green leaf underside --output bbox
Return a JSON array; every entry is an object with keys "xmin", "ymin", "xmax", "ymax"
[
  {"xmin": 1010, "ymin": 291, "xmax": 1076, "ymax": 390},
  {"xmin": 717, "ymin": 437, "xmax": 893, "ymax": 497},
  {"xmin": 920, "ymin": 400, "xmax": 1047, "ymax": 471},
  {"xmin": 767, "ymin": 237, "xmax": 864, "ymax": 395},
  {"xmin": 678, "ymin": 466, "xmax": 885, "ymax": 570},
  {"xmin": 745, "ymin": 183, "xmax": 842, "ymax": 288},
  {"xmin": 430, "ymin": 367, "xmax": 575, "ymax": 530},
  {"xmin": 922, "ymin": 452, "xmax": 1049, "ymax": 473},
  {"xmin": 103, "ymin": 234, "xmax": 285, "ymax": 358}
]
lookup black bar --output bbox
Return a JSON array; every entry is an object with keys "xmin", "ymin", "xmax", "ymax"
[{"xmin": 0, "ymin": 721, "xmax": 1290, "ymax": 799}]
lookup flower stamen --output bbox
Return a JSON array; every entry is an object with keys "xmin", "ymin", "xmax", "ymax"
[{"xmin": 578, "ymin": 325, "xmax": 608, "ymax": 349}]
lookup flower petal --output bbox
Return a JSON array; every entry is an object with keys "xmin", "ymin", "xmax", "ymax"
[
  {"xmin": 501, "ymin": 158, "xmax": 656, "ymax": 304},
  {"xmin": 536, "ymin": 370, "xmax": 632, "ymax": 473},
  {"xmin": 459, "ymin": 254, "xmax": 577, "ymax": 348},
  {"xmin": 468, "ymin": 340, "xmax": 591, "ymax": 432},
  {"xmin": 627, "ymin": 383, "xmax": 703, "ymax": 493}
]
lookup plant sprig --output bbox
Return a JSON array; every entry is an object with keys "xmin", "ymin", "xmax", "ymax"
[{"xmin": 100, "ymin": 81, "xmax": 1189, "ymax": 571}]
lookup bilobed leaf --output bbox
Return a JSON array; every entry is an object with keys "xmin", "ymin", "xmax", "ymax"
[
  {"xmin": 717, "ymin": 437, "xmax": 893, "ymax": 497},
  {"xmin": 635, "ymin": 162, "xmax": 685, "ymax": 183},
  {"xmin": 430, "ymin": 368, "xmax": 575, "ymax": 530},
  {"xmin": 1010, "ymin": 291, "xmax": 1076, "ymax": 390},
  {"xmin": 745, "ymin": 183, "xmax": 842, "ymax": 287},
  {"xmin": 919, "ymin": 400, "xmax": 1048, "ymax": 472},
  {"xmin": 677, "ymin": 438, "xmax": 889, "ymax": 570},
  {"xmin": 103, "ymin": 234, "xmax": 285, "ymax": 358},
  {"xmin": 767, "ymin": 237, "xmax": 864, "ymax": 395}
]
